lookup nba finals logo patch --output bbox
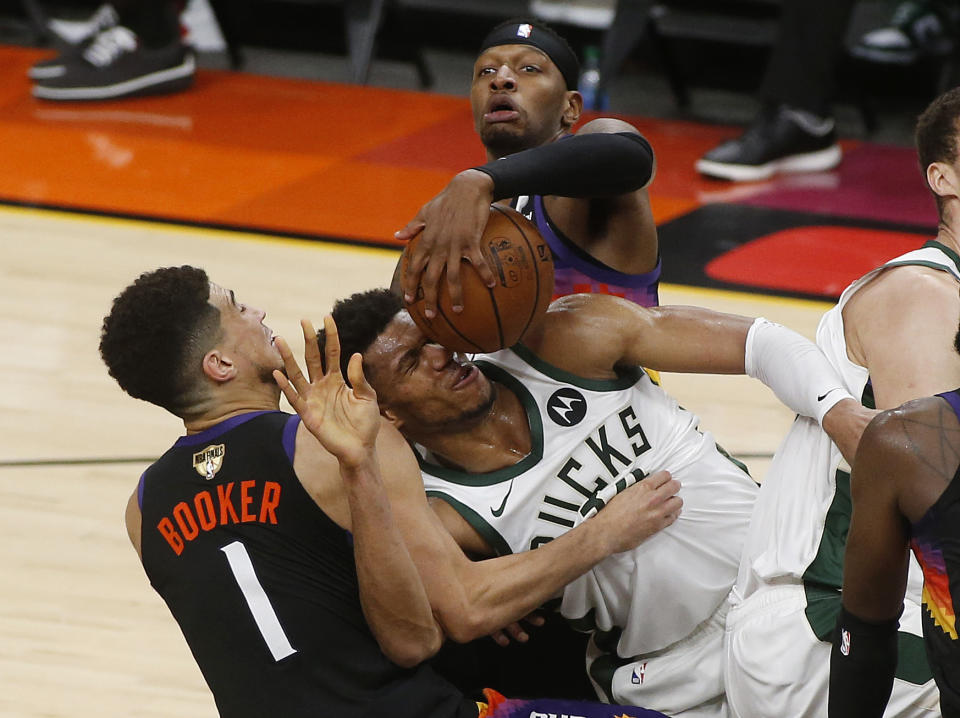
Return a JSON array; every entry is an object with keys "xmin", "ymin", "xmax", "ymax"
[
  {"xmin": 193, "ymin": 444, "xmax": 225, "ymax": 480},
  {"xmin": 517, "ymin": 23, "xmax": 532, "ymax": 38},
  {"xmin": 840, "ymin": 628, "xmax": 851, "ymax": 656}
]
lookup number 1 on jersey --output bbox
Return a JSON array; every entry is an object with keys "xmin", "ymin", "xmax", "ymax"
[{"xmin": 221, "ymin": 541, "xmax": 297, "ymax": 661}]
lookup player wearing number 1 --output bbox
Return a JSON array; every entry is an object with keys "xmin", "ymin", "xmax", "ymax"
[{"xmin": 99, "ymin": 266, "xmax": 686, "ymax": 718}]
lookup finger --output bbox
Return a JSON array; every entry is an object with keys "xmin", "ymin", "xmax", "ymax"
[
  {"xmin": 394, "ymin": 219, "xmax": 425, "ymax": 243},
  {"xmin": 401, "ymin": 227, "xmax": 431, "ymax": 303},
  {"xmin": 300, "ymin": 319, "xmax": 320, "ymax": 383},
  {"xmin": 491, "ymin": 631, "xmax": 510, "ymax": 648},
  {"xmin": 649, "ymin": 479, "xmax": 682, "ymax": 506},
  {"xmin": 275, "ymin": 335, "xmax": 309, "ymax": 395},
  {"xmin": 644, "ymin": 469, "xmax": 673, "ymax": 489},
  {"xmin": 464, "ymin": 244, "xmax": 497, "ymax": 289},
  {"xmin": 446, "ymin": 255, "xmax": 464, "ymax": 313},
  {"xmin": 321, "ymin": 315, "xmax": 343, "ymax": 382},
  {"xmin": 420, "ymin": 255, "xmax": 445, "ymax": 319},
  {"xmin": 504, "ymin": 622, "xmax": 529, "ymax": 643},
  {"xmin": 346, "ymin": 352, "xmax": 377, "ymax": 402},
  {"xmin": 525, "ymin": 613, "xmax": 546, "ymax": 627},
  {"xmin": 273, "ymin": 369, "xmax": 300, "ymax": 411}
]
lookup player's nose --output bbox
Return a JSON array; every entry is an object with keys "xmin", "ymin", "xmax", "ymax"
[
  {"xmin": 491, "ymin": 65, "xmax": 516, "ymax": 89},
  {"xmin": 424, "ymin": 343, "xmax": 454, "ymax": 369}
]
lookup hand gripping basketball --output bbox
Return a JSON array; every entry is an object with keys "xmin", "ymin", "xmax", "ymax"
[{"xmin": 401, "ymin": 205, "xmax": 554, "ymax": 353}]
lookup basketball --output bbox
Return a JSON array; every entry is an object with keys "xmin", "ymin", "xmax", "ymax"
[{"xmin": 402, "ymin": 204, "xmax": 554, "ymax": 353}]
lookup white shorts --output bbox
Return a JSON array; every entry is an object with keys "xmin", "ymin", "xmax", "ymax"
[
  {"xmin": 724, "ymin": 582, "xmax": 941, "ymax": 718},
  {"xmin": 586, "ymin": 594, "xmax": 730, "ymax": 717}
]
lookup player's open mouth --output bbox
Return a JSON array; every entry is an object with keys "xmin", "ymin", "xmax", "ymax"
[
  {"xmin": 484, "ymin": 97, "xmax": 519, "ymax": 123},
  {"xmin": 452, "ymin": 364, "xmax": 479, "ymax": 389}
]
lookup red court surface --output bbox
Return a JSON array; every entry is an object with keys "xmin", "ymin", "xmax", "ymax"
[{"xmin": 0, "ymin": 45, "xmax": 939, "ymax": 298}]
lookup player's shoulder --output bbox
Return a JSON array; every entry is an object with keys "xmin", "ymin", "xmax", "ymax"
[
  {"xmin": 576, "ymin": 116, "xmax": 643, "ymax": 136},
  {"xmin": 859, "ymin": 260, "xmax": 958, "ymax": 303},
  {"xmin": 862, "ymin": 396, "xmax": 949, "ymax": 462}
]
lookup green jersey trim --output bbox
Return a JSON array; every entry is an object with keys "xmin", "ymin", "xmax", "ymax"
[
  {"xmin": 415, "ymin": 363, "xmax": 543, "ymax": 486},
  {"xmin": 425, "ymin": 491, "xmax": 513, "ymax": 557},
  {"xmin": 923, "ymin": 239, "xmax": 960, "ymax": 273},
  {"xmin": 512, "ymin": 343, "xmax": 644, "ymax": 391}
]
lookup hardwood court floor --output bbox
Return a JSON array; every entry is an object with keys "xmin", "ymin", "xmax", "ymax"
[{"xmin": 0, "ymin": 46, "xmax": 912, "ymax": 717}]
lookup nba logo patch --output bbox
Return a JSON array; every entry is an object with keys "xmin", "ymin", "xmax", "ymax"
[
  {"xmin": 840, "ymin": 628, "xmax": 851, "ymax": 656},
  {"xmin": 516, "ymin": 23, "xmax": 533, "ymax": 38}
]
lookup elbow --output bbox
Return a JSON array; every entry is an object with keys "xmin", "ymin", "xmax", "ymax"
[
  {"xmin": 382, "ymin": 625, "xmax": 444, "ymax": 668},
  {"xmin": 438, "ymin": 609, "xmax": 494, "ymax": 644}
]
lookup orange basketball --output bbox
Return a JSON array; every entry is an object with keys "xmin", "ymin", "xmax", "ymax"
[{"xmin": 402, "ymin": 205, "xmax": 554, "ymax": 353}]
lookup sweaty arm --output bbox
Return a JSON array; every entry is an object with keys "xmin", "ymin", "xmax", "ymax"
[
  {"xmin": 383, "ymin": 432, "xmax": 682, "ymax": 644},
  {"xmin": 529, "ymin": 294, "xmax": 857, "ymax": 431},
  {"xmin": 828, "ymin": 412, "xmax": 913, "ymax": 718}
]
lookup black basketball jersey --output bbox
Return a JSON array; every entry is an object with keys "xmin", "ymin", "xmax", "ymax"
[
  {"xmin": 139, "ymin": 411, "xmax": 476, "ymax": 718},
  {"xmin": 911, "ymin": 390, "xmax": 960, "ymax": 716}
]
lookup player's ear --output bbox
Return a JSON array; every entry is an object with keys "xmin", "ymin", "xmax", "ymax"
[
  {"xmin": 202, "ymin": 349, "xmax": 236, "ymax": 383},
  {"xmin": 380, "ymin": 406, "xmax": 404, "ymax": 429},
  {"xmin": 562, "ymin": 90, "xmax": 582, "ymax": 130},
  {"xmin": 927, "ymin": 160, "xmax": 959, "ymax": 200}
]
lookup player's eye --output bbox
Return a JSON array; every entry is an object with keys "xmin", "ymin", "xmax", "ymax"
[
  {"xmin": 522, "ymin": 65, "xmax": 541, "ymax": 73},
  {"xmin": 478, "ymin": 67, "xmax": 495, "ymax": 77}
]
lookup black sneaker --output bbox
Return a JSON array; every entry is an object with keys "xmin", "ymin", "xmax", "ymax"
[
  {"xmin": 32, "ymin": 26, "xmax": 195, "ymax": 101},
  {"xmin": 851, "ymin": 0, "xmax": 957, "ymax": 64},
  {"xmin": 695, "ymin": 106, "xmax": 842, "ymax": 182},
  {"xmin": 29, "ymin": 3, "xmax": 119, "ymax": 80}
]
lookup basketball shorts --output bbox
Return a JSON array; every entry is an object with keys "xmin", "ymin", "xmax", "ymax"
[
  {"xmin": 585, "ymin": 593, "xmax": 732, "ymax": 717},
  {"xmin": 724, "ymin": 582, "xmax": 941, "ymax": 718}
]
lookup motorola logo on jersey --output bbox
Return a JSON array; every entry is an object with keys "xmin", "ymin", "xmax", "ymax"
[{"xmin": 546, "ymin": 388, "xmax": 587, "ymax": 426}]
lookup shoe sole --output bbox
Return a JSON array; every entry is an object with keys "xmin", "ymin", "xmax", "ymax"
[
  {"xmin": 32, "ymin": 54, "xmax": 195, "ymax": 101},
  {"xmin": 695, "ymin": 144, "xmax": 842, "ymax": 182}
]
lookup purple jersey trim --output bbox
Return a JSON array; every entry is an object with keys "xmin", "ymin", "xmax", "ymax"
[
  {"xmin": 282, "ymin": 414, "xmax": 300, "ymax": 465},
  {"xmin": 532, "ymin": 194, "xmax": 662, "ymax": 288},
  {"xmin": 137, "ymin": 471, "xmax": 146, "ymax": 510},
  {"xmin": 938, "ymin": 388, "xmax": 960, "ymax": 423},
  {"xmin": 173, "ymin": 410, "xmax": 276, "ymax": 448}
]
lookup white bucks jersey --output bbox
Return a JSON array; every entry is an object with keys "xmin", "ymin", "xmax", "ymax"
[
  {"xmin": 737, "ymin": 241, "xmax": 960, "ymax": 602},
  {"xmin": 418, "ymin": 345, "xmax": 758, "ymax": 655}
]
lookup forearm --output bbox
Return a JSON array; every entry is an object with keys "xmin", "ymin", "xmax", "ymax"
[
  {"xmin": 473, "ymin": 132, "xmax": 654, "ymax": 200},
  {"xmin": 744, "ymin": 317, "xmax": 854, "ymax": 423},
  {"xmin": 343, "ymin": 456, "xmax": 442, "ymax": 666},
  {"xmin": 438, "ymin": 514, "xmax": 615, "ymax": 642},
  {"xmin": 828, "ymin": 605, "xmax": 899, "ymax": 718}
]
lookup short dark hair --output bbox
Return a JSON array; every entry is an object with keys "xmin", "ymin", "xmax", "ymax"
[
  {"xmin": 99, "ymin": 266, "xmax": 221, "ymax": 416},
  {"xmin": 319, "ymin": 288, "xmax": 403, "ymax": 385},
  {"xmin": 916, "ymin": 87, "xmax": 960, "ymax": 217}
]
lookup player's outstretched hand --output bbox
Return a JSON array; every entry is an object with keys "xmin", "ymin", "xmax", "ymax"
[
  {"xmin": 395, "ymin": 169, "xmax": 498, "ymax": 317},
  {"xmin": 598, "ymin": 470, "xmax": 682, "ymax": 554},
  {"xmin": 273, "ymin": 316, "xmax": 380, "ymax": 469}
]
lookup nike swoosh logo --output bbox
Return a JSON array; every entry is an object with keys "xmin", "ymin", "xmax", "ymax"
[
  {"xmin": 490, "ymin": 479, "xmax": 515, "ymax": 518},
  {"xmin": 817, "ymin": 388, "xmax": 841, "ymax": 402}
]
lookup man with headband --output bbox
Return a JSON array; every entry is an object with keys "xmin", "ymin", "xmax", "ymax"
[{"xmin": 394, "ymin": 18, "xmax": 660, "ymax": 318}]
